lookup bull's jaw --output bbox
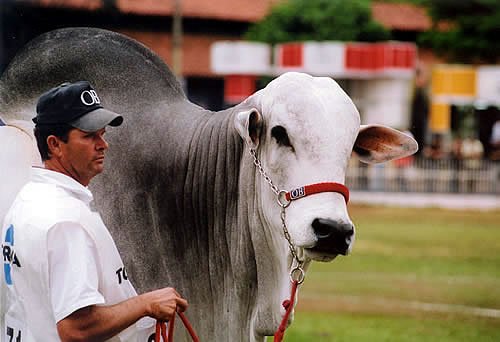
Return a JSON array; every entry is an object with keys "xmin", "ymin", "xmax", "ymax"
[
  {"xmin": 250, "ymin": 249, "xmax": 289, "ymax": 339},
  {"xmin": 250, "ymin": 247, "xmax": 312, "ymax": 340},
  {"xmin": 251, "ymin": 276, "xmax": 295, "ymax": 340}
]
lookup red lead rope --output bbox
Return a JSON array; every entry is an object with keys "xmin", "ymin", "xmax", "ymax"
[
  {"xmin": 154, "ymin": 282, "xmax": 299, "ymax": 342},
  {"xmin": 274, "ymin": 280, "xmax": 299, "ymax": 342},
  {"xmin": 155, "ymin": 311, "xmax": 200, "ymax": 342},
  {"xmin": 285, "ymin": 182, "xmax": 349, "ymax": 203}
]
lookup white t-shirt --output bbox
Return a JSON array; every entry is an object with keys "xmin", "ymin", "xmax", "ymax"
[
  {"xmin": 47, "ymin": 223, "xmax": 105, "ymax": 322},
  {"xmin": 1, "ymin": 167, "xmax": 155, "ymax": 341}
]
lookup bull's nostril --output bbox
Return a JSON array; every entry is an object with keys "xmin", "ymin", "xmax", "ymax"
[
  {"xmin": 345, "ymin": 234, "xmax": 353, "ymax": 245},
  {"xmin": 346, "ymin": 227, "xmax": 354, "ymax": 237},
  {"xmin": 312, "ymin": 218, "xmax": 354, "ymax": 240},
  {"xmin": 312, "ymin": 218, "xmax": 334, "ymax": 239}
]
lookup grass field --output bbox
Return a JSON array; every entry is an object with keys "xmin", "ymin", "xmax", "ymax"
[{"xmin": 283, "ymin": 205, "xmax": 500, "ymax": 341}]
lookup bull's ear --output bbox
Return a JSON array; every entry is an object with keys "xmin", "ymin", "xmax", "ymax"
[
  {"xmin": 354, "ymin": 124, "xmax": 418, "ymax": 164},
  {"xmin": 234, "ymin": 108, "xmax": 263, "ymax": 149}
]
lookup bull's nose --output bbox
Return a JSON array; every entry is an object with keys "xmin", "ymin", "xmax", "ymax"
[{"xmin": 311, "ymin": 218, "xmax": 354, "ymax": 255}]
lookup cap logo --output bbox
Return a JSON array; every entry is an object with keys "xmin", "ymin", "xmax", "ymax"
[{"xmin": 80, "ymin": 90, "xmax": 101, "ymax": 106}]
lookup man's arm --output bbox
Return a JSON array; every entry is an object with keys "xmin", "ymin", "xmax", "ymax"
[
  {"xmin": 47, "ymin": 223, "xmax": 188, "ymax": 342},
  {"xmin": 57, "ymin": 287, "xmax": 188, "ymax": 342}
]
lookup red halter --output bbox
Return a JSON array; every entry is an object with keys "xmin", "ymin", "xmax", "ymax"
[{"xmin": 284, "ymin": 182, "xmax": 350, "ymax": 203}]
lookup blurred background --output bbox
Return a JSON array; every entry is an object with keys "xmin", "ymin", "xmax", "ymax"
[{"xmin": 1, "ymin": 0, "xmax": 498, "ymax": 340}]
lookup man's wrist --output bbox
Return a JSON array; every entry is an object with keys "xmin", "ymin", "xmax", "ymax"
[{"xmin": 133, "ymin": 293, "xmax": 152, "ymax": 318}]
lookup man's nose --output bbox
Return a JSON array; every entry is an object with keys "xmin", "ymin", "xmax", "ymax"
[{"xmin": 96, "ymin": 136, "xmax": 109, "ymax": 150}]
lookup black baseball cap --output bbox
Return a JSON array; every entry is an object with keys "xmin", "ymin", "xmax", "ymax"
[{"xmin": 33, "ymin": 81, "xmax": 123, "ymax": 132}]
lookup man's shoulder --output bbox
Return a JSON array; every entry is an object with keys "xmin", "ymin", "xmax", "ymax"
[
  {"xmin": 11, "ymin": 181, "xmax": 90, "ymax": 225},
  {"xmin": 19, "ymin": 180, "xmax": 79, "ymax": 202}
]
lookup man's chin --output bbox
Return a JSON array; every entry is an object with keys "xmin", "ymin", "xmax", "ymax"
[{"xmin": 91, "ymin": 164, "xmax": 105, "ymax": 177}]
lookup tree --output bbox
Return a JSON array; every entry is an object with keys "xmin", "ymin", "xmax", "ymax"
[
  {"xmin": 244, "ymin": 0, "xmax": 390, "ymax": 44},
  {"xmin": 418, "ymin": 0, "xmax": 500, "ymax": 63}
]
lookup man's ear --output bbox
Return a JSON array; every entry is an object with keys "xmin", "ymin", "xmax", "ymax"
[
  {"xmin": 354, "ymin": 124, "xmax": 418, "ymax": 164},
  {"xmin": 234, "ymin": 108, "xmax": 263, "ymax": 149},
  {"xmin": 46, "ymin": 135, "xmax": 63, "ymax": 159}
]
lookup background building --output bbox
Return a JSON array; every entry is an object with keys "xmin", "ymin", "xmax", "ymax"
[
  {"xmin": 0, "ymin": 0, "xmax": 437, "ymax": 108},
  {"xmin": 1, "ymin": 0, "xmax": 499, "ymax": 165}
]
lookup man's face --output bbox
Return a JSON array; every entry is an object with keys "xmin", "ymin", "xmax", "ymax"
[{"xmin": 57, "ymin": 128, "xmax": 108, "ymax": 186}]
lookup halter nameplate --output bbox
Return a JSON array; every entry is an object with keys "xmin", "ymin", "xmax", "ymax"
[{"xmin": 285, "ymin": 182, "xmax": 350, "ymax": 203}]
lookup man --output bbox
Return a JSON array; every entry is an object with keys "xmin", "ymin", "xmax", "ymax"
[{"xmin": 1, "ymin": 81, "xmax": 187, "ymax": 341}]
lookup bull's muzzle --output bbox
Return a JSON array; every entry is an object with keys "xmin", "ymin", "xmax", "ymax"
[{"xmin": 311, "ymin": 218, "xmax": 354, "ymax": 255}]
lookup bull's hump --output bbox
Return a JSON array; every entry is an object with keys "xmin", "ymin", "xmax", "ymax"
[{"xmin": 0, "ymin": 27, "xmax": 186, "ymax": 120}]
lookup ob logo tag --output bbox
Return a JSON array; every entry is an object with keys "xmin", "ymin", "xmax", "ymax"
[
  {"xmin": 290, "ymin": 187, "xmax": 306, "ymax": 200},
  {"xmin": 80, "ymin": 90, "xmax": 101, "ymax": 106}
]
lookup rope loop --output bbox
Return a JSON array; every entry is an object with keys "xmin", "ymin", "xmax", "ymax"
[{"xmin": 155, "ymin": 311, "xmax": 199, "ymax": 342}]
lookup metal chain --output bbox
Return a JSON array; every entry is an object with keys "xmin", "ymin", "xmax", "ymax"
[
  {"xmin": 249, "ymin": 148, "xmax": 304, "ymax": 276},
  {"xmin": 250, "ymin": 148, "xmax": 280, "ymax": 196},
  {"xmin": 280, "ymin": 206, "xmax": 302, "ymax": 269}
]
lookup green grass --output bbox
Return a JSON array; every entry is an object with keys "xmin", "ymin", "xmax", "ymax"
[
  {"xmin": 285, "ymin": 312, "xmax": 500, "ymax": 342},
  {"xmin": 283, "ymin": 205, "xmax": 500, "ymax": 341}
]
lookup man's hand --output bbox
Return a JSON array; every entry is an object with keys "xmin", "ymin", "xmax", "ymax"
[
  {"xmin": 57, "ymin": 287, "xmax": 188, "ymax": 341},
  {"xmin": 142, "ymin": 287, "xmax": 188, "ymax": 321}
]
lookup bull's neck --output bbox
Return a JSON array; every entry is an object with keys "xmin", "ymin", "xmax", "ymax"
[
  {"xmin": 181, "ymin": 108, "xmax": 293, "ymax": 340},
  {"xmin": 178, "ymin": 109, "xmax": 260, "ymax": 337},
  {"xmin": 183, "ymin": 109, "xmax": 243, "ymax": 243},
  {"xmin": 237, "ymin": 146, "xmax": 294, "ymax": 338}
]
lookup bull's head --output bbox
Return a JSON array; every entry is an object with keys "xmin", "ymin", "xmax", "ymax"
[{"xmin": 235, "ymin": 72, "xmax": 417, "ymax": 262}]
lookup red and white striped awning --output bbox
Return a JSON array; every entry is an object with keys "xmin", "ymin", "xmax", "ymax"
[{"xmin": 274, "ymin": 41, "xmax": 416, "ymax": 78}]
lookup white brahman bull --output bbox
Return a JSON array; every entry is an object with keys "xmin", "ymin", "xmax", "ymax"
[{"xmin": 0, "ymin": 28, "xmax": 417, "ymax": 341}]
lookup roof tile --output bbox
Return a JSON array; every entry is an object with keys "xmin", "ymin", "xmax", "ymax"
[
  {"xmin": 117, "ymin": 0, "xmax": 282, "ymax": 22},
  {"xmin": 372, "ymin": 1, "xmax": 432, "ymax": 31},
  {"xmin": 35, "ymin": 0, "xmax": 101, "ymax": 10}
]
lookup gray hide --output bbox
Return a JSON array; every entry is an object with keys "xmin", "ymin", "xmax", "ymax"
[{"xmin": 0, "ymin": 27, "xmax": 266, "ymax": 341}]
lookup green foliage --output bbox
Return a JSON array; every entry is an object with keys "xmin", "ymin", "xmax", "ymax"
[
  {"xmin": 418, "ymin": 0, "xmax": 500, "ymax": 63},
  {"xmin": 244, "ymin": 0, "xmax": 390, "ymax": 44}
]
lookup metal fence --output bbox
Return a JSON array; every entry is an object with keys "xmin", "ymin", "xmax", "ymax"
[{"xmin": 346, "ymin": 157, "xmax": 500, "ymax": 194}]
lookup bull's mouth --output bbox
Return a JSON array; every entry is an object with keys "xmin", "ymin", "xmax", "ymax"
[
  {"xmin": 304, "ymin": 240, "xmax": 351, "ymax": 261},
  {"xmin": 304, "ymin": 248, "xmax": 339, "ymax": 262}
]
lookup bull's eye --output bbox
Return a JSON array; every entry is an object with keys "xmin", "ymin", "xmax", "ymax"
[{"xmin": 271, "ymin": 125, "xmax": 292, "ymax": 148}]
